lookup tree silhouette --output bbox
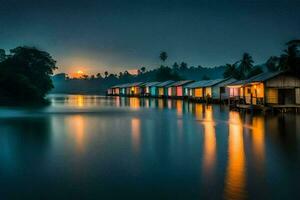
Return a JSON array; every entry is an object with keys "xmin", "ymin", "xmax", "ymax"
[
  {"xmin": 155, "ymin": 66, "xmax": 181, "ymax": 81},
  {"xmin": 0, "ymin": 46, "xmax": 57, "ymax": 104},
  {"xmin": 104, "ymin": 71, "xmax": 108, "ymax": 78},
  {"xmin": 172, "ymin": 62, "xmax": 179, "ymax": 71},
  {"xmin": 266, "ymin": 56, "xmax": 280, "ymax": 72},
  {"xmin": 96, "ymin": 73, "xmax": 102, "ymax": 79},
  {"xmin": 179, "ymin": 62, "xmax": 188, "ymax": 71},
  {"xmin": 247, "ymin": 66, "xmax": 263, "ymax": 78},
  {"xmin": 239, "ymin": 53, "xmax": 254, "ymax": 79},
  {"xmin": 278, "ymin": 41, "xmax": 300, "ymax": 76},
  {"xmin": 223, "ymin": 63, "xmax": 242, "ymax": 79},
  {"xmin": 82, "ymin": 74, "xmax": 89, "ymax": 80},
  {"xmin": 0, "ymin": 49, "xmax": 6, "ymax": 62},
  {"xmin": 159, "ymin": 51, "xmax": 168, "ymax": 63},
  {"xmin": 140, "ymin": 66, "xmax": 146, "ymax": 73}
]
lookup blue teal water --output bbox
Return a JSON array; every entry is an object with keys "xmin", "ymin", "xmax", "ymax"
[{"xmin": 0, "ymin": 95, "xmax": 299, "ymax": 199}]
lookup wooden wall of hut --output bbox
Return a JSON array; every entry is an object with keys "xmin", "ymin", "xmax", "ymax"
[
  {"xmin": 266, "ymin": 88, "xmax": 278, "ymax": 104},
  {"xmin": 296, "ymin": 88, "xmax": 300, "ymax": 104},
  {"xmin": 265, "ymin": 75, "xmax": 300, "ymax": 105},
  {"xmin": 265, "ymin": 75, "xmax": 300, "ymax": 88}
]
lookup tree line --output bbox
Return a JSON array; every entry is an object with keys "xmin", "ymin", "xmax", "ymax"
[
  {"xmin": 223, "ymin": 40, "xmax": 300, "ymax": 79},
  {"xmin": 1, "ymin": 39, "xmax": 298, "ymax": 103},
  {"xmin": 57, "ymin": 39, "xmax": 299, "ymax": 85}
]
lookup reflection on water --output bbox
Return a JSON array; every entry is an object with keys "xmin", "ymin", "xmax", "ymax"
[
  {"xmin": 130, "ymin": 97, "xmax": 140, "ymax": 109},
  {"xmin": 176, "ymin": 100, "xmax": 183, "ymax": 116},
  {"xmin": 202, "ymin": 106, "xmax": 216, "ymax": 175},
  {"xmin": 69, "ymin": 115, "xmax": 86, "ymax": 152},
  {"xmin": 194, "ymin": 103, "xmax": 204, "ymax": 120},
  {"xmin": 252, "ymin": 116, "xmax": 265, "ymax": 173},
  {"xmin": 225, "ymin": 112, "xmax": 246, "ymax": 200},
  {"xmin": 0, "ymin": 94, "xmax": 299, "ymax": 199},
  {"xmin": 76, "ymin": 95, "xmax": 84, "ymax": 107},
  {"xmin": 131, "ymin": 118, "xmax": 141, "ymax": 153}
]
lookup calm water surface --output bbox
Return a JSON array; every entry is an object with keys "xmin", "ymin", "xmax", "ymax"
[{"xmin": 0, "ymin": 94, "xmax": 299, "ymax": 199}]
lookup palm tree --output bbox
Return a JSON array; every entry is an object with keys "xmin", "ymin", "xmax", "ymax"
[
  {"xmin": 159, "ymin": 51, "xmax": 168, "ymax": 63},
  {"xmin": 286, "ymin": 39, "xmax": 300, "ymax": 46},
  {"xmin": 266, "ymin": 56, "xmax": 280, "ymax": 72},
  {"xmin": 278, "ymin": 42, "xmax": 300, "ymax": 75},
  {"xmin": 140, "ymin": 66, "xmax": 146, "ymax": 73},
  {"xmin": 96, "ymin": 73, "xmax": 102, "ymax": 79},
  {"xmin": 239, "ymin": 53, "xmax": 254, "ymax": 79},
  {"xmin": 223, "ymin": 63, "xmax": 236, "ymax": 78},
  {"xmin": 223, "ymin": 62, "xmax": 241, "ymax": 79}
]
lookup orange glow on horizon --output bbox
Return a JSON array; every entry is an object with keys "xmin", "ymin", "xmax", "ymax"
[{"xmin": 69, "ymin": 69, "xmax": 85, "ymax": 78}]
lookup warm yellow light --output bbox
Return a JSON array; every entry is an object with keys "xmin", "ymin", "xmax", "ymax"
[{"xmin": 77, "ymin": 70, "xmax": 84, "ymax": 74}]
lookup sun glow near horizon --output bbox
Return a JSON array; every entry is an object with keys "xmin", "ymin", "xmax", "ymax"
[{"xmin": 69, "ymin": 69, "xmax": 85, "ymax": 78}]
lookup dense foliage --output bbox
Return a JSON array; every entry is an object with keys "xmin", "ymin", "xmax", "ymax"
[
  {"xmin": 0, "ymin": 46, "xmax": 57, "ymax": 104},
  {"xmin": 223, "ymin": 40, "xmax": 300, "ymax": 80}
]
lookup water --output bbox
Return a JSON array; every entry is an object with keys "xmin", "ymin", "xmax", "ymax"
[{"xmin": 0, "ymin": 94, "xmax": 299, "ymax": 199}]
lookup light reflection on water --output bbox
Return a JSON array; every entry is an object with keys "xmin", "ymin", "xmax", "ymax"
[
  {"xmin": 0, "ymin": 94, "xmax": 299, "ymax": 199},
  {"xmin": 225, "ymin": 112, "xmax": 246, "ymax": 200},
  {"xmin": 131, "ymin": 118, "xmax": 141, "ymax": 153}
]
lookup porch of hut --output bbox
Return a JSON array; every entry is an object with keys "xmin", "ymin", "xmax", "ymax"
[{"xmin": 228, "ymin": 71, "xmax": 300, "ymax": 112}]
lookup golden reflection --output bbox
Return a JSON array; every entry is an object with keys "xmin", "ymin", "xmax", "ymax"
[
  {"xmin": 224, "ymin": 112, "xmax": 246, "ymax": 200},
  {"xmin": 129, "ymin": 97, "xmax": 140, "ymax": 109},
  {"xmin": 252, "ymin": 116, "xmax": 265, "ymax": 171},
  {"xmin": 158, "ymin": 98, "xmax": 164, "ymax": 109},
  {"xmin": 195, "ymin": 103, "xmax": 203, "ymax": 120},
  {"xmin": 67, "ymin": 115, "xmax": 85, "ymax": 152},
  {"xmin": 131, "ymin": 118, "xmax": 141, "ymax": 153},
  {"xmin": 202, "ymin": 106, "xmax": 216, "ymax": 174},
  {"xmin": 176, "ymin": 100, "xmax": 183, "ymax": 116},
  {"xmin": 75, "ymin": 95, "xmax": 84, "ymax": 107}
]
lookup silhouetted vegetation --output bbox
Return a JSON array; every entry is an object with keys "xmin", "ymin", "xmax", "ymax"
[
  {"xmin": 159, "ymin": 51, "xmax": 168, "ymax": 63},
  {"xmin": 156, "ymin": 66, "xmax": 181, "ymax": 81},
  {"xmin": 265, "ymin": 40, "xmax": 300, "ymax": 76},
  {"xmin": 223, "ymin": 40, "xmax": 300, "ymax": 80},
  {"xmin": 52, "ymin": 39, "xmax": 299, "ymax": 94},
  {"xmin": 0, "ymin": 46, "xmax": 57, "ymax": 104},
  {"xmin": 223, "ymin": 53, "xmax": 262, "ymax": 80},
  {"xmin": 51, "ymin": 51, "xmax": 226, "ymax": 94}
]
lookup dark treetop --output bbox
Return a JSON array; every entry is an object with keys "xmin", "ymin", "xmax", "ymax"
[{"xmin": 0, "ymin": 46, "xmax": 57, "ymax": 104}]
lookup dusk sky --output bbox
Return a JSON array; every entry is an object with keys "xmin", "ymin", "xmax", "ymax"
[{"xmin": 0, "ymin": 0, "xmax": 299, "ymax": 75}]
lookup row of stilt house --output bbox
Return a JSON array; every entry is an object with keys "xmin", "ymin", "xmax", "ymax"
[{"xmin": 107, "ymin": 71, "xmax": 300, "ymax": 110}]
